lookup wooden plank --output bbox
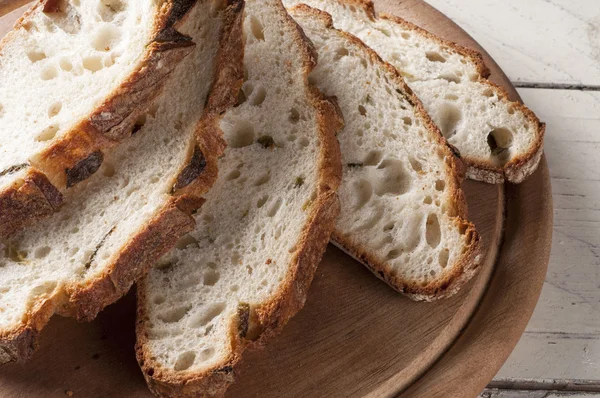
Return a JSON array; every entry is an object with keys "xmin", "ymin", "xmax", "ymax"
[
  {"xmin": 423, "ymin": 0, "xmax": 600, "ymax": 86},
  {"xmin": 494, "ymin": 88, "xmax": 600, "ymax": 382}
]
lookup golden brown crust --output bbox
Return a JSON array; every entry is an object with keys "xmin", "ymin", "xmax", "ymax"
[
  {"xmin": 0, "ymin": 0, "xmax": 199, "ymax": 238},
  {"xmin": 0, "ymin": 0, "xmax": 241, "ymax": 364},
  {"xmin": 136, "ymin": 2, "xmax": 343, "ymax": 396},
  {"xmin": 292, "ymin": 4, "xmax": 482, "ymax": 301},
  {"xmin": 326, "ymin": 0, "xmax": 544, "ymax": 184}
]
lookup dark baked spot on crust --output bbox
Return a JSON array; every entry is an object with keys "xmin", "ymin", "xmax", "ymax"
[
  {"xmin": 165, "ymin": 0, "xmax": 198, "ymax": 28},
  {"xmin": 214, "ymin": 365, "xmax": 233, "ymax": 374},
  {"xmin": 66, "ymin": 151, "xmax": 104, "ymax": 188},
  {"xmin": 154, "ymin": 28, "xmax": 194, "ymax": 50},
  {"xmin": 173, "ymin": 146, "xmax": 207, "ymax": 191},
  {"xmin": 0, "ymin": 164, "xmax": 29, "ymax": 178}
]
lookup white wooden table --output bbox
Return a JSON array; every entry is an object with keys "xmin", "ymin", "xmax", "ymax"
[{"xmin": 423, "ymin": 0, "xmax": 600, "ymax": 396}]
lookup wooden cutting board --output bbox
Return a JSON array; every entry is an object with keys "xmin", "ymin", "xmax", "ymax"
[{"xmin": 0, "ymin": 1, "xmax": 553, "ymax": 397}]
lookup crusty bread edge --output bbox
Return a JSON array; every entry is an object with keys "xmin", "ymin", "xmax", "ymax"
[
  {"xmin": 0, "ymin": 0, "xmax": 244, "ymax": 364},
  {"xmin": 327, "ymin": 0, "xmax": 545, "ymax": 184},
  {"xmin": 293, "ymin": 4, "xmax": 482, "ymax": 301},
  {"xmin": 135, "ymin": 2, "xmax": 344, "ymax": 396},
  {"xmin": 0, "ymin": 0, "xmax": 199, "ymax": 238}
]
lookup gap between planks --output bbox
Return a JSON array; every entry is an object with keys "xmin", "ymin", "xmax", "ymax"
[
  {"xmin": 488, "ymin": 379, "xmax": 600, "ymax": 393},
  {"xmin": 512, "ymin": 83, "xmax": 600, "ymax": 91}
]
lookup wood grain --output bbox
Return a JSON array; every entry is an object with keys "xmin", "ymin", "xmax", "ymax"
[
  {"xmin": 424, "ymin": 0, "xmax": 600, "ymax": 87},
  {"xmin": 0, "ymin": 0, "xmax": 30, "ymax": 18},
  {"xmin": 0, "ymin": 1, "xmax": 552, "ymax": 397},
  {"xmin": 495, "ymin": 89, "xmax": 600, "ymax": 382}
]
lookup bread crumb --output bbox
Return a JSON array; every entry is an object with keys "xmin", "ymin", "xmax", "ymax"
[{"xmin": 65, "ymin": 390, "xmax": 74, "ymax": 396}]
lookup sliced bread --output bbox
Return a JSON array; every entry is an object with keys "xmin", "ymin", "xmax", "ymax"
[
  {"xmin": 284, "ymin": 0, "xmax": 546, "ymax": 184},
  {"xmin": 136, "ymin": 0, "xmax": 342, "ymax": 396},
  {"xmin": 0, "ymin": 0, "xmax": 197, "ymax": 237},
  {"xmin": 0, "ymin": 0, "xmax": 244, "ymax": 364},
  {"xmin": 288, "ymin": 5, "xmax": 481, "ymax": 300}
]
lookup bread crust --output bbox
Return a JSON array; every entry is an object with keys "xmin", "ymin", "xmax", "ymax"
[
  {"xmin": 0, "ymin": 0, "xmax": 243, "ymax": 364},
  {"xmin": 318, "ymin": 0, "xmax": 545, "ymax": 184},
  {"xmin": 291, "ymin": 4, "xmax": 482, "ymax": 301},
  {"xmin": 0, "ymin": 0, "xmax": 199, "ymax": 238},
  {"xmin": 135, "ymin": 2, "xmax": 344, "ymax": 396}
]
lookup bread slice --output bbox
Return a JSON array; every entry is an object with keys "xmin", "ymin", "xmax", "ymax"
[
  {"xmin": 0, "ymin": 0, "xmax": 198, "ymax": 237},
  {"xmin": 0, "ymin": 0, "xmax": 244, "ymax": 364},
  {"xmin": 284, "ymin": 0, "xmax": 546, "ymax": 184},
  {"xmin": 287, "ymin": 5, "xmax": 481, "ymax": 300},
  {"xmin": 135, "ymin": 0, "xmax": 342, "ymax": 395}
]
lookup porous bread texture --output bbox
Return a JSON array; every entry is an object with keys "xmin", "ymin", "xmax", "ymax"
[
  {"xmin": 0, "ymin": 0, "xmax": 197, "ymax": 237},
  {"xmin": 283, "ymin": 0, "xmax": 545, "ymax": 184},
  {"xmin": 136, "ymin": 0, "xmax": 342, "ymax": 396},
  {"xmin": 290, "ymin": 5, "xmax": 480, "ymax": 300},
  {"xmin": 0, "ymin": 0, "xmax": 241, "ymax": 364}
]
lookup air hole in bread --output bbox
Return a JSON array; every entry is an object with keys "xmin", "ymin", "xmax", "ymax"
[
  {"xmin": 174, "ymin": 351, "xmax": 195, "ymax": 371},
  {"xmin": 386, "ymin": 248, "xmax": 401, "ymax": 260},
  {"xmin": 98, "ymin": 0, "xmax": 125, "ymax": 22},
  {"xmin": 198, "ymin": 348, "xmax": 215, "ymax": 362},
  {"xmin": 374, "ymin": 159, "xmax": 410, "ymax": 196},
  {"xmin": 299, "ymin": 137, "xmax": 310, "ymax": 147},
  {"xmin": 250, "ymin": 86, "xmax": 266, "ymax": 106},
  {"xmin": 444, "ymin": 94, "xmax": 459, "ymax": 101},
  {"xmin": 483, "ymin": 88, "xmax": 494, "ymax": 97},
  {"xmin": 153, "ymin": 295, "xmax": 166, "ymax": 305},
  {"xmin": 439, "ymin": 248, "xmax": 450, "ymax": 268},
  {"xmin": 253, "ymin": 173, "xmax": 270, "ymax": 186},
  {"xmin": 230, "ymin": 285, "xmax": 239, "ymax": 292},
  {"xmin": 289, "ymin": 108, "xmax": 300, "ymax": 123},
  {"xmin": 226, "ymin": 169, "xmax": 241, "ymax": 181},
  {"xmin": 92, "ymin": 25, "xmax": 121, "ymax": 51},
  {"xmin": 35, "ymin": 125, "xmax": 59, "ymax": 142},
  {"xmin": 426, "ymin": 51, "xmax": 447, "ymax": 63},
  {"xmin": 227, "ymin": 121, "xmax": 254, "ymax": 148},
  {"xmin": 408, "ymin": 156, "xmax": 423, "ymax": 172},
  {"xmin": 402, "ymin": 117, "xmax": 412, "ymax": 126},
  {"xmin": 435, "ymin": 180, "xmax": 446, "ymax": 191},
  {"xmin": 27, "ymin": 51, "xmax": 47, "ymax": 63},
  {"xmin": 158, "ymin": 305, "xmax": 192, "ymax": 323},
  {"xmin": 48, "ymin": 102, "xmax": 62, "ymax": 118},
  {"xmin": 376, "ymin": 27, "xmax": 391, "ymax": 37},
  {"xmin": 487, "ymin": 128, "xmax": 513, "ymax": 162},
  {"xmin": 176, "ymin": 235, "xmax": 199, "ymax": 250},
  {"xmin": 425, "ymin": 214, "xmax": 441, "ymax": 248},
  {"xmin": 256, "ymin": 195, "xmax": 268, "ymax": 209},
  {"xmin": 0, "ymin": 104, "xmax": 4, "ymax": 118},
  {"xmin": 34, "ymin": 246, "xmax": 51, "ymax": 259},
  {"xmin": 267, "ymin": 198, "xmax": 282, "ymax": 217},
  {"xmin": 40, "ymin": 66, "xmax": 58, "ymax": 80},
  {"xmin": 439, "ymin": 74, "xmax": 460, "ymax": 84},
  {"xmin": 250, "ymin": 16, "xmax": 265, "ymax": 41},
  {"xmin": 101, "ymin": 161, "xmax": 115, "ymax": 180},
  {"xmin": 82, "ymin": 56, "xmax": 104, "ymax": 72},
  {"xmin": 59, "ymin": 57, "xmax": 73, "ymax": 71},
  {"xmin": 203, "ymin": 270, "xmax": 220, "ymax": 286},
  {"xmin": 438, "ymin": 103, "xmax": 462, "ymax": 139},
  {"xmin": 363, "ymin": 150, "xmax": 383, "ymax": 166},
  {"xmin": 351, "ymin": 179, "xmax": 373, "ymax": 209},
  {"xmin": 507, "ymin": 106, "xmax": 515, "ymax": 115},
  {"xmin": 334, "ymin": 47, "xmax": 349, "ymax": 60},
  {"xmin": 383, "ymin": 222, "xmax": 395, "ymax": 232},
  {"xmin": 424, "ymin": 196, "xmax": 433, "ymax": 205},
  {"xmin": 358, "ymin": 105, "xmax": 367, "ymax": 116},
  {"xmin": 401, "ymin": 32, "xmax": 411, "ymax": 40},
  {"xmin": 236, "ymin": 88, "xmax": 247, "ymax": 106}
]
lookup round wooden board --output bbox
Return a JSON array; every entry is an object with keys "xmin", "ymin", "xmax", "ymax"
[{"xmin": 0, "ymin": 1, "xmax": 553, "ymax": 397}]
